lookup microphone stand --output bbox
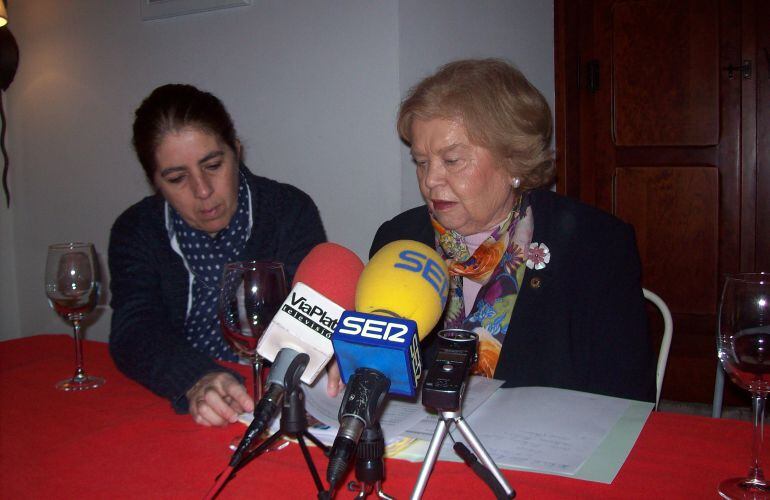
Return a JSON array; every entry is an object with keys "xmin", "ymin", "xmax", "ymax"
[
  {"xmin": 325, "ymin": 368, "xmax": 391, "ymax": 497},
  {"xmin": 410, "ymin": 410, "xmax": 514, "ymax": 499},
  {"xmin": 412, "ymin": 329, "xmax": 514, "ymax": 499},
  {"xmin": 234, "ymin": 367, "xmax": 330, "ymax": 499},
  {"xmin": 347, "ymin": 422, "xmax": 394, "ymax": 500}
]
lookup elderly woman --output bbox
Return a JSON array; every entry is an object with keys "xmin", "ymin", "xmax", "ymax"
[
  {"xmin": 109, "ymin": 84, "xmax": 326, "ymax": 426},
  {"xmin": 364, "ymin": 59, "xmax": 655, "ymax": 401}
]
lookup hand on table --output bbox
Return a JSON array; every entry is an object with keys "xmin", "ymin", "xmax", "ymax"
[
  {"xmin": 186, "ymin": 372, "xmax": 254, "ymax": 427},
  {"xmin": 326, "ymin": 361, "xmax": 346, "ymax": 397}
]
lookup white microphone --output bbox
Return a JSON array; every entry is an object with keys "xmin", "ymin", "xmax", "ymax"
[
  {"xmin": 258, "ymin": 282, "xmax": 345, "ymax": 384},
  {"xmin": 228, "ymin": 242, "xmax": 364, "ymax": 466}
]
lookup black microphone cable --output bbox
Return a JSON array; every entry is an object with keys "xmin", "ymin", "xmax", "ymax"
[{"xmin": 448, "ymin": 427, "xmax": 515, "ymax": 499}]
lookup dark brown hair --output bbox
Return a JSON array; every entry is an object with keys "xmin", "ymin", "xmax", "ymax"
[
  {"xmin": 397, "ymin": 59, "xmax": 554, "ymax": 189},
  {"xmin": 132, "ymin": 84, "xmax": 237, "ymax": 181}
]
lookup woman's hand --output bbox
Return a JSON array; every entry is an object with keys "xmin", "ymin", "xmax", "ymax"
[
  {"xmin": 326, "ymin": 362, "xmax": 346, "ymax": 397},
  {"xmin": 186, "ymin": 372, "xmax": 254, "ymax": 426}
]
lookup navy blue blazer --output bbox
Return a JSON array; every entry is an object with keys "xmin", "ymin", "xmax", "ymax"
[{"xmin": 370, "ymin": 189, "xmax": 656, "ymax": 402}]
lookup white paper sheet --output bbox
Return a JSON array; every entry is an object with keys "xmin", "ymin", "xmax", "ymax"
[
  {"xmin": 238, "ymin": 376, "xmax": 651, "ymax": 483},
  {"xmin": 401, "ymin": 386, "xmax": 636, "ymax": 476}
]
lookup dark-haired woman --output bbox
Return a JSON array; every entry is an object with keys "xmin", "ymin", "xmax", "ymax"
[{"xmin": 109, "ymin": 84, "xmax": 326, "ymax": 426}]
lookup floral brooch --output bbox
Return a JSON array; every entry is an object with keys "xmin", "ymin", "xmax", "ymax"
[{"xmin": 526, "ymin": 242, "xmax": 550, "ymax": 270}]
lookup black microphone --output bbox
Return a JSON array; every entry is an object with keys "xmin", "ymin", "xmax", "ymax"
[
  {"xmin": 326, "ymin": 368, "xmax": 390, "ymax": 489},
  {"xmin": 229, "ymin": 348, "xmax": 309, "ymax": 467}
]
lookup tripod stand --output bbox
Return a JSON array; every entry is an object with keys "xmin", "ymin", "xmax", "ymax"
[
  {"xmin": 235, "ymin": 386, "xmax": 330, "ymax": 497},
  {"xmin": 411, "ymin": 409, "xmax": 514, "ymax": 499}
]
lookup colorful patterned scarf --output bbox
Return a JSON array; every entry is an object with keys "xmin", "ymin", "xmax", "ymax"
[
  {"xmin": 170, "ymin": 173, "xmax": 251, "ymax": 362},
  {"xmin": 433, "ymin": 193, "xmax": 532, "ymax": 377}
]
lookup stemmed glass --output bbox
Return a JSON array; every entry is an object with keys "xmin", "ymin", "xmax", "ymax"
[
  {"xmin": 218, "ymin": 261, "xmax": 287, "ymax": 409},
  {"xmin": 45, "ymin": 242, "xmax": 105, "ymax": 391},
  {"xmin": 717, "ymin": 272, "xmax": 770, "ymax": 499}
]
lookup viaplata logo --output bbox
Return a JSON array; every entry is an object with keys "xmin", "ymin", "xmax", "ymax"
[{"xmin": 282, "ymin": 291, "xmax": 339, "ymax": 339}]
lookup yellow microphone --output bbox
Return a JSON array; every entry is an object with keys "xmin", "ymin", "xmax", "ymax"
[
  {"xmin": 355, "ymin": 240, "xmax": 448, "ymax": 339},
  {"xmin": 327, "ymin": 240, "xmax": 449, "ymax": 488}
]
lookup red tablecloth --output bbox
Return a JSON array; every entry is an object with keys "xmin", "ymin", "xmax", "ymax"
[{"xmin": 0, "ymin": 334, "xmax": 764, "ymax": 499}]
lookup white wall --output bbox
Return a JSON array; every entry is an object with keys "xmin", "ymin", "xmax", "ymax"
[
  {"xmin": 398, "ymin": 0, "xmax": 555, "ymax": 209},
  {"xmin": 0, "ymin": 1, "xmax": 553, "ymax": 342}
]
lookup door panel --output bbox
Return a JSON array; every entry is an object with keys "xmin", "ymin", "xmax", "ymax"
[
  {"xmin": 614, "ymin": 167, "xmax": 719, "ymax": 314},
  {"xmin": 612, "ymin": 0, "xmax": 720, "ymax": 146}
]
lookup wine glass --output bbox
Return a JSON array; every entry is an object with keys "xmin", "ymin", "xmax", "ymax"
[
  {"xmin": 45, "ymin": 242, "xmax": 105, "ymax": 391},
  {"xmin": 717, "ymin": 272, "xmax": 770, "ymax": 499},
  {"xmin": 218, "ymin": 261, "xmax": 287, "ymax": 408}
]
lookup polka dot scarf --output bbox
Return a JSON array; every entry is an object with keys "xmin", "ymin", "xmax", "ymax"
[{"xmin": 169, "ymin": 175, "xmax": 251, "ymax": 361}]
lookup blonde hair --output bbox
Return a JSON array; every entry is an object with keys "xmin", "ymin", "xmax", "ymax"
[{"xmin": 397, "ymin": 59, "xmax": 554, "ymax": 189}]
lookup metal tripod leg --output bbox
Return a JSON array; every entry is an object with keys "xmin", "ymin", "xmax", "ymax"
[
  {"xmin": 232, "ymin": 387, "xmax": 328, "ymax": 498},
  {"xmin": 410, "ymin": 415, "xmax": 451, "ymax": 499},
  {"xmin": 453, "ymin": 415, "xmax": 514, "ymax": 497},
  {"xmin": 410, "ymin": 410, "xmax": 513, "ymax": 499},
  {"xmin": 350, "ymin": 480, "xmax": 395, "ymax": 499},
  {"xmin": 296, "ymin": 433, "xmax": 326, "ymax": 493}
]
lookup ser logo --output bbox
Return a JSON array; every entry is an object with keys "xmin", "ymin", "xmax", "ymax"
[
  {"xmin": 409, "ymin": 333, "xmax": 422, "ymax": 382},
  {"xmin": 336, "ymin": 315, "xmax": 410, "ymax": 343},
  {"xmin": 394, "ymin": 250, "xmax": 448, "ymax": 305}
]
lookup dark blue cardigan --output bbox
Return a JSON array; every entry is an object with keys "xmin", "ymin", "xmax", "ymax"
[
  {"xmin": 370, "ymin": 189, "xmax": 656, "ymax": 402},
  {"xmin": 108, "ymin": 167, "xmax": 326, "ymax": 412}
]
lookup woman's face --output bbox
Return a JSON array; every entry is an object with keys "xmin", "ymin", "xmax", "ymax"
[
  {"xmin": 153, "ymin": 127, "xmax": 240, "ymax": 236},
  {"xmin": 411, "ymin": 117, "xmax": 516, "ymax": 235}
]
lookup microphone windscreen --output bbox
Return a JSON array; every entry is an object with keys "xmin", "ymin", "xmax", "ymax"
[
  {"xmin": 293, "ymin": 242, "xmax": 364, "ymax": 310},
  {"xmin": 355, "ymin": 240, "xmax": 448, "ymax": 340}
]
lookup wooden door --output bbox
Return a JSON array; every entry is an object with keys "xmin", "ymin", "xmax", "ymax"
[
  {"xmin": 555, "ymin": 0, "xmax": 767, "ymax": 404},
  {"xmin": 753, "ymin": 0, "xmax": 770, "ymax": 273}
]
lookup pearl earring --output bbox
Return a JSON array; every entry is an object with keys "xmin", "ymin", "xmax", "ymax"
[{"xmin": 511, "ymin": 177, "xmax": 521, "ymax": 189}]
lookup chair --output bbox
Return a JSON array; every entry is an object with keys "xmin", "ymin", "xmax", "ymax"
[{"xmin": 643, "ymin": 288, "xmax": 673, "ymax": 410}]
